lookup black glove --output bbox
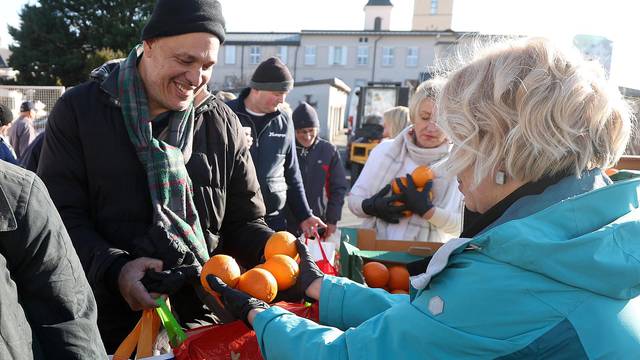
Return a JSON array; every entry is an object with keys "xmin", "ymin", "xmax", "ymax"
[
  {"xmin": 361, "ymin": 184, "xmax": 406, "ymax": 224},
  {"xmin": 206, "ymin": 275, "xmax": 270, "ymax": 329},
  {"xmin": 141, "ymin": 264, "xmax": 200, "ymax": 295},
  {"xmin": 396, "ymin": 174, "xmax": 434, "ymax": 217},
  {"xmin": 275, "ymin": 241, "xmax": 325, "ymax": 302}
]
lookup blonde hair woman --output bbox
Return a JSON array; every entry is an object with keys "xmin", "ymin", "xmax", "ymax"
[
  {"xmin": 205, "ymin": 37, "xmax": 639, "ymax": 359},
  {"xmin": 382, "ymin": 106, "xmax": 410, "ymax": 139},
  {"xmin": 347, "ymin": 79, "xmax": 463, "ymax": 241}
]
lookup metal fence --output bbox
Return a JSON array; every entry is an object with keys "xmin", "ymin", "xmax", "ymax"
[{"xmin": 0, "ymin": 85, "xmax": 66, "ymax": 132}]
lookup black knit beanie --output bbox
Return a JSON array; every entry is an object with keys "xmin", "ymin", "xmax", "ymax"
[
  {"xmin": 250, "ymin": 57, "xmax": 294, "ymax": 92},
  {"xmin": 293, "ymin": 102, "xmax": 320, "ymax": 129},
  {"xmin": 141, "ymin": 0, "xmax": 226, "ymax": 43}
]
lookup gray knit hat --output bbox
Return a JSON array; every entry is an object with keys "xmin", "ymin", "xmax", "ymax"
[{"xmin": 250, "ymin": 57, "xmax": 294, "ymax": 92}]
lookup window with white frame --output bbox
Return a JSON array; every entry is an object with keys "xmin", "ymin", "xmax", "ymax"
[
  {"xmin": 249, "ymin": 46, "xmax": 261, "ymax": 64},
  {"xmin": 382, "ymin": 47, "xmax": 394, "ymax": 66},
  {"xmin": 357, "ymin": 46, "xmax": 369, "ymax": 65},
  {"xmin": 224, "ymin": 45, "xmax": 236, "ymax": 65},
  {"xmin": 431, "ymin": 0, "xmax": 438, "ymax": 14},
  {"xmin": 328, "ymin": 46, "xmax": 348, "ymax": 66},
  {"xmin": 304, "ymin": 46, "xmax": 316, "ymax": 65},
  {"xmin": 406, "ymin": 47, "xmax": 419, "ymax": 67},
  {"xmin": 277, "ymin": 46, "xmax": 288, "ymax": 64}
]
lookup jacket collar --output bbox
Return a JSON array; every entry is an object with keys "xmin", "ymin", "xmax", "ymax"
[{"xmin": 0, "ymin": 185, "xmax": 17, "ymax": 232}]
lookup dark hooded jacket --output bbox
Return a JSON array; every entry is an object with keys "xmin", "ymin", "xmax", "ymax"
[
  {"xmin": 0, "ymin": 161, "xmax": 106, "ymax": 359},
  {"xmin": 287, "ymin": 138, "xmax": 348, "ymax": 232},
  {"xmin": 226, "ymin": 88, "xmax": 312, "ymax": 221},
  {"xmin": 37, "ymin": 60, "xmax": 273, "ymax": 352}
]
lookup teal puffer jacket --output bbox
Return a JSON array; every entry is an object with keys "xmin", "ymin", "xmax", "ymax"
[{"xmin": 253, "ymin": 170, "xmax": 640, "ymax": 359}]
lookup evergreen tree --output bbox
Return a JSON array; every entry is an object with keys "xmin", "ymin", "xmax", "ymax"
[{"xmin": 8, "ymin": 0, "xmax": 153, "ymax": 86}]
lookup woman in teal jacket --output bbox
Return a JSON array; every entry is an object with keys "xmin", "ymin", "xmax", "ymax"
[{"xmin": 207, "ymin": 37, "xmax": 639, "ymax": 359}]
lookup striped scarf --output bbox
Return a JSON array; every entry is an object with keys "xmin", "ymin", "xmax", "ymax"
[{"xmin": 117, "ymin": 45, "xmax": 209, "ymax": 266}]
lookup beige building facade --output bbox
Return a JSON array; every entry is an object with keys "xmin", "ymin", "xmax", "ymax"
[
  {"xmin": 210, "ymin": 30, "xmax": 465, "ymax": 92},
  {"xmin": 412, "ymin": 0, "xmax": 455, "ymax": 31}
]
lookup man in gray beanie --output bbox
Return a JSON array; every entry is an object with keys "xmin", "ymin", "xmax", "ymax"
[
  {"xmin": 38, "ymin": 0, "xmax": 275, "ymax": 352},
  {"xmin": 227, "ymin": 58, "xmax": 326, "ymax": 234}
]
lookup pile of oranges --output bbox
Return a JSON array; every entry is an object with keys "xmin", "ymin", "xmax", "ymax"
[
  {"xmin": 362, "ymin": 261, "xmax": 410, "ymax": 294},
  {"xmin": 200, "ymin": 231, "xmax": 300, "ymax": 303},
  {"xmin": 390, "ymin": 165, "xmax": 434, "ymax": 217}
]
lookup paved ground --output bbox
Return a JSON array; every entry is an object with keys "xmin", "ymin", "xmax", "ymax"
[{"xmin": 332, "ymin": 132, "xmax": 363, "ymax": 229}]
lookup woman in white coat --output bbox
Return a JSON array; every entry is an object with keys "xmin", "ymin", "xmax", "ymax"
[{"xmin": 348, "ymin": 79, "xmax": 463, "ymax": 242}]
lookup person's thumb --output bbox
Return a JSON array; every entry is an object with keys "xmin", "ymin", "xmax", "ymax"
[{"xmin": 206, "ymin": 275, "xmax": 229, "ymax": 294}]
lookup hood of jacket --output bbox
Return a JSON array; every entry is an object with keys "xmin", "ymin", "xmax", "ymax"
[{"xmin": 472, "ymin": 173, "xmax": 640, "ymax": 300}]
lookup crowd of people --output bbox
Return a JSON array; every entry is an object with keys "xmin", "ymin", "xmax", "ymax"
[{"xmin": 1, "ymin": 0, "xmax": 639, "ymax": 358}]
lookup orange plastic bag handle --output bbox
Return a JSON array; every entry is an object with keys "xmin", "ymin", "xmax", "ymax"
[
  {"xmin": 112, "ymin": 309, "xmax": 161, "ymax": 360},
  {"xmin": 113, "ymin": 317, "xmax": 143, "ymax": 360}
]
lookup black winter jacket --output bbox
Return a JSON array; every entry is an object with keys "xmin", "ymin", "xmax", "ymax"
[
  {"xmin": 38, "ymin": 63, "xmax": 273, "ymax": 351},
  {"xmin": 291, "ymin": 138, "xmax": 348, "ymax": 227},
  {"xmin": 226, "ymin": 89, "xmax": 312, "ymax": 220},
  {"xmin": 0, "ymin": 162, "xmax": 106, "ymax": 359}
]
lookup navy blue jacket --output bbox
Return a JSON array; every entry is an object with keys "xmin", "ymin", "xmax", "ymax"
[
  {"xmin": 227, "ymin": 89, "xmax": 312, "ymax": 221},
  {"xmin": 290, "ymin": 138, "xmax": 348, "ymax": 227}
]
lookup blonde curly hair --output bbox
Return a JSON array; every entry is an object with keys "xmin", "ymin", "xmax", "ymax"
[{"xmin": 438, "ymin": 37, "xmax": 633, "ymax": 186}]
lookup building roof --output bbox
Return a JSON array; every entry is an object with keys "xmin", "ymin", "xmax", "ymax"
[
  {"xmin": 224, "ymin": 32, "xmax": 301, "ymax": 46},
  {"xmin": 293, "ymin": 78, "xmax": 352, "ymax": 93},
  {"xmin": 365, "ymin": 0, "xmax": 393, "ymax": 6}
]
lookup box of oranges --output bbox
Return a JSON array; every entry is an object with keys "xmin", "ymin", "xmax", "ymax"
[{"xmin": 338, "ymin": 227, "xmax": 443, "ymax": 286}]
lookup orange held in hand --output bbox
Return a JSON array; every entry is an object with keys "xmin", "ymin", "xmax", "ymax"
[
  {"xmin": 264, "ymin": 231, "xmax": 298, "ymax": 260},
  {"xmin": 391, "ymin": 177, "xmax": 408, "ymax": 194},
  {"xmin": 261, "ymin": 254, "xmax": 299, "ymax": 291},
  {"xmin": 411, "ymin": 165, "xmax": 434, "ymax": 187},
  {"xmin": 387, "ymin": 265, "xmax": 410, "ymax": 291},
  {"xmin": 363, "ymin": 261, "xmax": 389, "ymax": 288},
  {"xmin": 236, "ymin": 268, "xmax": 278, "ymax": 303},
  {"xmin": 200, "ymin": 255, "xmax": 241, "ymax": 295}
]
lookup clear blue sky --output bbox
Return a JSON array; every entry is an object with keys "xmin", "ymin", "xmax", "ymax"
[{"xmin": 1, "ymin": 0, "xmax": 638, "ymax": 88}]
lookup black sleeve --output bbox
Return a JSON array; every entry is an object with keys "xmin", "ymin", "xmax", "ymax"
[
  {"xmin": 9, "ymin": 173, "xmax": 106, "ymax": 358},
  {"xmin": 37, "ymin": 91, "xmax": 130, "ymax": 289},
  {"xmin": 325, "ymin": 145, "xmax": 349, "ymax": 224},
  {"xmin": 219, "ymin": 107, "xmax": 274, "ymax": 269},
  {"xmin": 283, "ymin": 116, "xmax": 313, "ymax": 221}
]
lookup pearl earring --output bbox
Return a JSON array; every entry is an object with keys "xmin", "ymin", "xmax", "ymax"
[{"xmin": 495, "ymin": 171, "xmax": 506, "ymax": 185}]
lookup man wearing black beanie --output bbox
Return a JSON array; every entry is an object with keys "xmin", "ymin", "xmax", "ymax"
[
  {"xmin": 227, "ymin": 59, "xmax": 326, "ymax": 234},
  {"xmin": 285, "ymin": 103, "xmax": 348, "ymax": 239},
  {"xmin": 38, "ymin": 0, "xmax": 275, "ymax": 352}
]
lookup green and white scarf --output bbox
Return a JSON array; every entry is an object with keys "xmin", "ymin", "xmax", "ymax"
[{"xmin": 117, "ymin": 45, "xmax": 209, "ymax": 266}]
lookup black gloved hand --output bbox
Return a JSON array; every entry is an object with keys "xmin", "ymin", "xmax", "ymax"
[
  {"xmin": 206, "ymin": 275, "xmax": 270, "ymax": 329},
  {"xmin": 396, "ymin": 174, "xmax": 434, "ymax": 217},
  {"xmin": 275, "ymin": 241, "xmax": 325, "ymax": 302},
  {"xmin": 361, "ymin": 184, "xmax": 406, "ymax": 224},
  {"xmin": 141, "ymin": 264, "xmax": 200, "ymax": 295}
]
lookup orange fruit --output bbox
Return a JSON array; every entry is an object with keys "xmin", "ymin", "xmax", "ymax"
[
  {"xmin": 391, "ymin": 289, "xmax": 409, "ymax": 294},
  {"xmin": 261, "ymin": 254, "xmax": 299, "ymax": 291},
  {"xmin": 200, "ymin": 255, "xmax": 241, "ymax": 295},
  {"xmin": 387, "ymin": 265, "xmax": 410, "ymax": 291},
  {"xmin": 391, "ymin": 177, "xmax": 408, "ymax": 194},
  {"xmin": 236, "ymin": 268, "xmax": 278, "ymax": 303},
  {"xmin": 411, "ymin": 166, "xmax": 434, "ymax": 187},
  {"xmin": 392, "ymin": 200, "xmax": 413, "ymax": 218},
  {"xmin": 363, "ymin": 262, "xmax": 389, "ymax": 288},
  {"xmin": 605, "ymin": 168, "xmax": 619, "ymax": 176},
  {"xmin": 264, "ymin": 231, "xmax": 298, "ymax": 260}
]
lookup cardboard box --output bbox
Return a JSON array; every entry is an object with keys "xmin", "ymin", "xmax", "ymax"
[
  {"xmin": 615, "ymin": 155, "xmax": 640, "ymax": 171},
  {"xmin": 355, "ymin": 228, "xmax": 443, "ymax": 257}
]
